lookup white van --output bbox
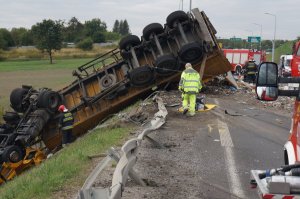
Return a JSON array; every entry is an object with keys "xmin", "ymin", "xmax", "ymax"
[{"xmin": 279, "ymin": 55, "xmax": 293, "ymax": 77}]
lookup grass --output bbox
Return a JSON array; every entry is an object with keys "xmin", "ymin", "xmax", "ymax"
[
  {"xmin": 0, "ymin": 58, "xmax": 92, "ymax": 72},
  {"xmin": 0, "ymin": 125, "xmax": 132, "ymax": 199},
  {"xmin": 266, "ymin": 41, "xmax": 294, "ymax": 63}
]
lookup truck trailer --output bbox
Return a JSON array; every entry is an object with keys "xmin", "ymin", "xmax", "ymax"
[{"xmin": 0, "ymin": 8, "xmax": 232, "ymax": 184}]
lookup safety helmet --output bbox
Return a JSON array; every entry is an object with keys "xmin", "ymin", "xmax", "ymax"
[
  {"xmin": 58, "ymin": 105, "xmax": 66, "ymax": 112},
  {"xmin": 185, "ymin": 63, "xmax": 192, "ymax": 68}
]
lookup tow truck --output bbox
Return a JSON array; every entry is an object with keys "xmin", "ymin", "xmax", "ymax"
[
  {"xmin": 250, "ymin": 60, "xmax": 300, "ymax": 198},
  {"xmin": 0, "ymin": 8, "xmax": 232, "ymax": 184}
]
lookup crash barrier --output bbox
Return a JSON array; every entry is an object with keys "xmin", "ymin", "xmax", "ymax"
[{"xmin": 77, "ymin": 95, "xmax": 168, "ymax": 199}]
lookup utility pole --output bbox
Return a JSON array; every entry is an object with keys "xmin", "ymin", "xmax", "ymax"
[
  {"xmin": 265, "ymin": 12, "xmax": 277, "ymax": 62},
  {"xmin": 189, "ymin": 0, "xmax": 192, "ymax": 12}
]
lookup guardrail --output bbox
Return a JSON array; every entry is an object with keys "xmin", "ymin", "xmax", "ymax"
[{"xmin": 77, "ymin": 94, "xmax": 168, "ymax": 199}]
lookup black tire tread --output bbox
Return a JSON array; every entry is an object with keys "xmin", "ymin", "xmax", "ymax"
[
  {"xmin": 166, "ymin": 10, "xmax": 188, "ymax": 28},
  {"xmin": 119, "ymin": 35, "xmax": 141, "ymax": 50},
  {"xmin": 143, "ymin": 23, "xmax": 164, "ymax": 40}
]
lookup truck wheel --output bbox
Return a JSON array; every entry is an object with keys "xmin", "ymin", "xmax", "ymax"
[
  {"xmin": 155, "ymin": 54, "xmax": 178, "ymax": 76},
  {"xmin": 37, "ymin": 90, "xmax": 61, "ymax": 112},
  {"xmin": 100, "ymin": 74, "xmax": 117, "ymax": 89},
  {"xmin": 2, "ymin": 145, "xmax": 24, "ymax": 163},
  {"xmin": 10, "ymin": 88, "xmax": 29, "ymax": 113},
  {"xmin": 119, "ymin": 35, "xmax": 141, "ymax": 51},
  {"xmin": 143, "ymin": 23, "xmax": 164, "ymax": 41},
  {"xmin": 166, "ymin": 10, "xmax": 188, "ymax": 28},
  {"xmin": 128, "ymin": 65, "xmax": 155, "ymax": 87},
  {"xmin": 120, "ymin": 50, "xmax": 132, "ymax": 59},
  {"xmin": 3, "ymin": 112, "xmax": 20, "ymax": 123},
  {"xmin": 178, "ymin": 42, "xmax": 204, "ymax": 63}
]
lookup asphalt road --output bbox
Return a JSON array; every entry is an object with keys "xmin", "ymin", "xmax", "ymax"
[{"xmin": 122, "ymin": 95, "xmax": 292, "ymax": 199}]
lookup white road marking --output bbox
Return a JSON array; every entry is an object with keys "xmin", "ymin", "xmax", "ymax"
[
  {"xmin": 212, "ymin": 99, "xmax": 225, "ymax": 120},
  {"xmin": 218, "ymin": 119, "xmax": 246, "ymax": 198}
]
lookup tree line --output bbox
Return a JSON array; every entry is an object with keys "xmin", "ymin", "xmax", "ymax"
[
  {"xmin": 218, "ymin": 38, "xmax": 298, "ymax": 52},
  {"xmin": 0, "ymin": 17, "xmax": 130, "ymax": 63},
  {"xmin": 0, "ymin": 17, "xmax": 130, "ymax": 50}
]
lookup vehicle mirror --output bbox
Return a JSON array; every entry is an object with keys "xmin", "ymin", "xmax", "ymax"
[
  {"xmin": 256, "ymin": 62, "xmax": 278, "ymax": 101},
  {"xmin": 256, "ymin": 86, "xmax": 278, "ymax": 101}
]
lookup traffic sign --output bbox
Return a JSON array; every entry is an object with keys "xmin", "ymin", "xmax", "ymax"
[
  {"xmin": 248, "ymin": 36, "xmax": 261, "ymax": 43},
  {"xmin": 230, "ymin": 37, "xmax": 242, "ymax": 41}
]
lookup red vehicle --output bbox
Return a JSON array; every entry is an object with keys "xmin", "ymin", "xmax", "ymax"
[
  {"xmin": 291, "ymin": 41, "xmax": 300, "ymax": 77},
  {"xmin": 223, "ymin": 49, "xmax": 266, "ymax": 74}
]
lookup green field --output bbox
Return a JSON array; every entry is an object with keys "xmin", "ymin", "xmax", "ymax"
[
  {"xmin": 0, "ymin": 58, "xmax": 92, "ymax": 72},
  {"xmin": 266, "ymin": 41, "xmax": 294, "ymax": 63},
  {"xmin": 0, "ymin": 58, "xmax": 98, "ymax": 113}
]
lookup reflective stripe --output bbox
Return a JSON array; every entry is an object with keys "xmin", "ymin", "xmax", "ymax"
[
  {"xmin": 64, "ymin": 112, "xmax": 72, "ymax": 117},
  {"xmin": 184, "ymin": 86, "xmax": 199, "ymax": 88},
  {"xmin": 184, "ymin": 80, "xmax": 199, "ymax": 83},
  {"xmin": 63, "ymin": 117, "xmax": 73, "ymax": 122},
  {"xmin": 62, "ymin": 125, "xmax": 73, "ymax": 130}
]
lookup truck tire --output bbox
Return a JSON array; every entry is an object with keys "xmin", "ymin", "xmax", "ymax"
[
  {"xmin": 119, "ymin": 35, "xmax": 141, "ymax": 51},
  {"xmin": 10, "ymin": 88, "xmax": 29, "ymax": 113},
  {"xmin": 128, "ymin": 65, "xmax": 155, "ymax": 87},
  {"xmin": 178, "ymin": 42, "xmax": 204, "ymax": 63},
  {"xmin": 143, "ymin": 23, "xmax": 164, "ymax": 41},
  {"xmin": 166, "ymin": 10, "xmax": 188, "ymax": 28},
  {"xmin": 100, "ymin": 74, "xmax": 117, "ymax": 89},
  {"xmin": 105, "ymin": 85, "xmax": 128, "ymax": 100},
  {"xmin": 2, "ymin": 145, "xmax": 24, "ymax": 163},
  {"xmin": 3, "ymin": 112, "xmax": 20, "ymax": 124},
  {"xmin": 120, "ymin": 50, "xmax": 132, "ymax": 60},
  {"xmin": 155, "ymin": 54, "xmax": 178, "ymax": 76},
  {"xmin": 37, "ymin": 90, "xmax": 61, "ymax": 112}
]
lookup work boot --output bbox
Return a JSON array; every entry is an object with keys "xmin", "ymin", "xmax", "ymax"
[
  {"xmin": 187, "ymin": 112, "xmax": 195, "ymax": 117},
  {"xmin": 183, "ymin": 108, "xmax": 188, "ymax": 115}
]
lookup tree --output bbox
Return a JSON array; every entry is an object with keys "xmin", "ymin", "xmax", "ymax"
[
  {"xmin": 92, "ymin": 31, "xmax": 105, "ymax": 43},
  {"xmin": 119, "ymin": 19, "xmax": 130, "ymax": 36},
  {"xmin": 31, "ymin": 19, "xmax": 63, "ymax": 64},
  {"xmin": 0, "ymin": 28, "xmax": 15, "ymax": 49},
  {"xmin": 64, "ymin": 17, "xmax": 84, "ymax": 42},
  {"xmin": 112, "ymin": 20, "xmax": 120, "ymax": 33},
  {"xmin": 10, "ymin": 28, "xmax": 34, "ymax": 46},
  {"xmin": 0, "ymin": 33, "xmax": 7, "ymax": 50},
  {"xmin": 84, "ymin": 18, "xmax": 107, "ymax": 38}
]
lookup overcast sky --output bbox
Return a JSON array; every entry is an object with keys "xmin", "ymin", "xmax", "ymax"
[{"xmin": 0, "ymin": 0, "xmax": 298, "ymax": 40}]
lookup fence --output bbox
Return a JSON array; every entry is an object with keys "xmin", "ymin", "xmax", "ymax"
[{"xmin": 77, "ymin": 95, "xmax": 168, "ymax": 199}]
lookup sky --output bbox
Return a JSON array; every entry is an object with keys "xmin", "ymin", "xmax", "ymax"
[{"xmin": 0, "ymin": 0, "xmax": 298, "ymax": 40}]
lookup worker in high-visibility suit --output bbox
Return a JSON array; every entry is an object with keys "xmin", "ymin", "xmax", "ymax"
[
  {"xmin": 58, "ymin": 105, "xmax": 74, "ymax": 147},
  {"xmin": 178, "ymin": 63, "xmax": 202, "ymax": 116}
]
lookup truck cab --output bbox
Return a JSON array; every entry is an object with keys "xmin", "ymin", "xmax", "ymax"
[{"xmin": 291, "ymin": 41, "xmax": 300, "ymax": 77}]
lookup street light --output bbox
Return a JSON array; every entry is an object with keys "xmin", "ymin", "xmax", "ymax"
[
  {"xmin": 253, "ymin": 23, "xmax": 262, "ymax": 51},
  {"xmin": 264, "ymin": 12, "xmax": 276, "ymax": 62}
]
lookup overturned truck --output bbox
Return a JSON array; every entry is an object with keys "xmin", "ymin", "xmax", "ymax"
[{"xmin": 0, "ymin": 8, "xmax": 231, "ymax": 184}]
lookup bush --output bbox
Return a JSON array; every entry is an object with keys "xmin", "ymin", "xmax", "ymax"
[
  {"xmin": 0, "ymin": 50, "xmax": 6, "ymax": 61},
  {"xmin": 76, "ymin": 37, "xmax": 93, "ymax": 51}
]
